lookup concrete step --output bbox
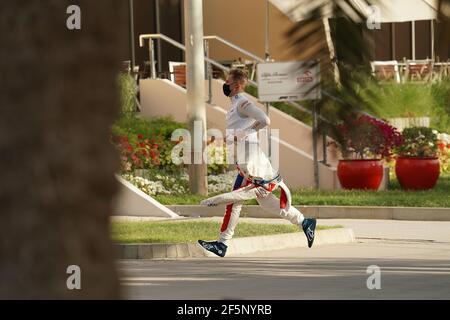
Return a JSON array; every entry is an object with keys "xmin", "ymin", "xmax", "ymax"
[{"xmin": 115, "ymin": 228, "xmax": 355, "ymax": 259}]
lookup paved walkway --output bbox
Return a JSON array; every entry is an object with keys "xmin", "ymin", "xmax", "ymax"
[{"xmin": 118, "ymin": 219, "xmax": 450, "ymax": 299}]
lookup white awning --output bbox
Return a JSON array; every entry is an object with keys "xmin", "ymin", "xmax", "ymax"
[{"xmin": 270, "ymin": 0, "xmax": 440, "ymax": 23}]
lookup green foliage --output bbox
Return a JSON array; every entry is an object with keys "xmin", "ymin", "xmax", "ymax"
[
  {"xmin": 357, "ymin": 79, "xmax": 450, "ymax": 133},
  {"xmin": 118, "ymin": 73, "xmax": 138, "ymax": 116},
  {"xmin": 396, "ymin": 126, "xmax": 439, "ymax": 158},
  {"xmin": 430, "ymin": 81, "xmax": 450, "ymax": 132},
  {"xmin": 113, "ymin": 115, "xmax": 187, "ymax": 140},
  {"xmin": 244, "ymin": 83, "xmax": 258, "ymax": 97},
  {"xmin": 361, "ymin": 81, "xmax": 434, "ymax": 118}
]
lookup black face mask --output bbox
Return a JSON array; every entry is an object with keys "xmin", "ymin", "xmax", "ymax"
[{"xmin": 222, "ymin": 83, "xmax": 232, "ymax": 97}]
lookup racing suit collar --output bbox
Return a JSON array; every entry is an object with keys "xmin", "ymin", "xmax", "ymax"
[{"xmin": 231, "ymin": 93, "xmax": 243, "ymax": 101}]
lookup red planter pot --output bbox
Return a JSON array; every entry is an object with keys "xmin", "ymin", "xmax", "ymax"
[
  {"xmin": 395, "ymin": 157, "xmax": 440, "ymax": 190},
  {"xmin": 337, "ymin": 159, "xmax": 383, "ymax": 190}
]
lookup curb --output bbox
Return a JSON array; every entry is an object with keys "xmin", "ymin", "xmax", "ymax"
[
  {"xmin": 115, "ymin": 228, "xmax": 355, "ymax": 259},
  {"xmin": 166, "ymin": 205, "xmax": 450, "ymax": 221}
]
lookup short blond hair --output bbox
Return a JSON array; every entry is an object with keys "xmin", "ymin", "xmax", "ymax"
[{"xmin": 228, "ymin": 68, "xmax": 248, "ymax": 85}]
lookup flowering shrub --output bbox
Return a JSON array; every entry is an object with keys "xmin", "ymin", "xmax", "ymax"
[
  {"xmin": 112, "ymin": 116, "xmax": 229, "ymax": 175},
  {"xmin": 332, "ymin": 114, "xmax": 403, "ymax": 159},
  {"xmin": 112, "ymin": 116, "xmax": 187, "ymax": 173},
  {"xmin": 112, "ymin": 134, "xmax": 164, "ymax": 172},
  {"xmin": 207, "ymin": 170, "xmax": 236, "ymax": 194},
  {"xmin": 395, "ymin": 127, "xmax": 438, "ymax": 158},
  {"xmin": 437, "ymin": 132, "xmax": 450, "ymax": 173},
  {"xmin": 122, "ymin": 170, "xmax": 237, "ymax": 196},
  {"xmin": 122, "ymin": 174, "xmax": 173, "ymax": 195}
]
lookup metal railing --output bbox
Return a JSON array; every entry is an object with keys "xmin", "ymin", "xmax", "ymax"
[
  {"xmin": 203, "ymin": 35, "xmax": 265, "ymax": 85},
  {"xmin": 139, "ymin": 33, "xmax": 231, "ymax": 80}
]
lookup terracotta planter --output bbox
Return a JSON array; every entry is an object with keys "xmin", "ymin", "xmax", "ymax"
[
  {"xmin": 395, "ymin": 157, "xmax": 440, "ymax": 190},
  {"xmin": 337, "ymin": 159, "xmax": 383, "ymax": 190}
]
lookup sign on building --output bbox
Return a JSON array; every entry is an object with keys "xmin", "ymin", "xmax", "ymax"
[{"xmin": 257, "ymin": 61, "xmax": 321, "ymax": 102}]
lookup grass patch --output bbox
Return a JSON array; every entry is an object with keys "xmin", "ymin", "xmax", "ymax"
[
  {"xmin": 111, "ymin": 221, "xmax": 340, "ymax": 244},
  {"xmin": 154, "ymin": 173, "xmax": 450, "ymax": 208}
]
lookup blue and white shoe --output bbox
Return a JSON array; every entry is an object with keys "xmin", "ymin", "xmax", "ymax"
[
  {"xmin": 197, "ymin": 240, "xmax": 228, "ymax": 257},
  {"xmin": 302, "ymin": 218, "xmax": 317, "ymax": 248}
]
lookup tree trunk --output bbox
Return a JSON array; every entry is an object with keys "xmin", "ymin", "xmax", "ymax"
[{"xmin": 0, "ymin": 1, "xmax": 127, "ymax": 299}]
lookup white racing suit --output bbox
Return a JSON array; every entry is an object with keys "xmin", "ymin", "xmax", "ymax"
[{"xmin": 201, "ymin": 93, "xmax": 305, "ymax": 245}]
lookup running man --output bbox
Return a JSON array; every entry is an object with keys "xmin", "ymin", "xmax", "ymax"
[{"xmin": 198, "ymin": 69, "xmax": 316, "ymax": 257}]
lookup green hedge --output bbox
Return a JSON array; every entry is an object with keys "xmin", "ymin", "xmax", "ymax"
[{"xmin": 360, "ymin": 80, "xmax": 450, "ymax": 133}]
